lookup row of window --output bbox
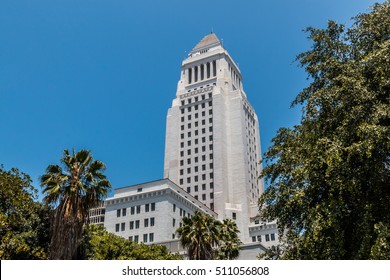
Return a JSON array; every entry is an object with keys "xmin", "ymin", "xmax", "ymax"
[
  {"xmin": 180, "ymin": 126, "xmax": 213, "ymax": 139},
  {"xmin": 115, "ymin": 217, "xmax": 156, "ymax": 233},
  {"xmin": 251, "ymin": 233, "xmax": 276, "ymax": 243},
  {"xmin": 188, "ymin": 61, "xmax": 217, "ymax": 84},
  {"xmin": 181, "ymin": 101, "xmax": 212, "ymax": 114},
  {"xmin": 116, "ymin": 203, "xmax": 156, "ymax": 217},
  {"xmin": 180, "ymin": 144, "xmax": 213, "ymax": 154},
  {"xmin": 180, "ymin": 163, "xmax": 213, "ymax": 175},
  {"xmin": 181, "ymin": 118, "xmax": 213, "ymax": 130},
  {"xmin": 186, "ymin": 183, "xmax": 214, "ymax": 193},
  {"xmin": 180, "ymin": 136, "xmax": 212, "ymax": 149},
  {"xmin": 129, "ymin": 233, "xmax": 154, "ymax": 243},
  {"xmin": 179, "ymin": 153, "xmax": 213, "ymax": 163},
  {"xmin": 179, "ymin": 173, "xmax": 213, "ymax": 184},
  {"xmin": 181, "ymin": 93, "xmax": 212, "ymax": 105}
]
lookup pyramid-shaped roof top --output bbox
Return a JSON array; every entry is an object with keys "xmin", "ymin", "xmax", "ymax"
[{"xmin": 191, "ymin": 33, "xmax": 221, "ymax": 52}]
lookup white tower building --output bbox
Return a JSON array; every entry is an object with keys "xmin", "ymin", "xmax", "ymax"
[{"xmin": 164, "ymin": 33, "xmax": 264, "ymax": 243}]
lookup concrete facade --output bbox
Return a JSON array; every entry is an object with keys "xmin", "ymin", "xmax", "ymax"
[
  {"xmin": 164, "ymin": 33, "xmax": 275, "ymax": 246},
  {"xmin": 103, "ymin": 179, "xmax": 216, "ymax": 245}
]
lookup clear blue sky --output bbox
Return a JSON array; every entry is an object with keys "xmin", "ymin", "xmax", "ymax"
[{"xmin": 0, "ymin": 0, "xmax": 381, "ymax": 199}]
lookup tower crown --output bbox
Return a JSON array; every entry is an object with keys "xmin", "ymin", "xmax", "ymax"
[{"xmin": 189, "ymin": 33, "xmax": 222, "ymax": 56}]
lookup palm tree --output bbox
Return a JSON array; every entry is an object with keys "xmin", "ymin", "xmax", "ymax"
[
  {"xmin": 176, "ymin": 211, "xmax": 221, "ymax": 260},
  {"xmin": 40, "ymin": 149, "xmax": 111, "ymax": 259},
  {"xmin": 217, "ymin": 219, "xmax": 241, "ymax": 260}
]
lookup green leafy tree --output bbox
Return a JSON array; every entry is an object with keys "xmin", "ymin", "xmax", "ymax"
[
  {"xmin": 77, "ymin": 224, "xmax": 182, "ymax": 260},
  {"xmin": 259, "ymin": 2, "xmax": 390, "ymax": 259},
  {"xmin": 177, "ymin": 211, "xmax": 241, "ymax": 260},
  {"xmin": 0, "ymin": 166, "xmax": 50, "ymax": 259},
  {"xmin": 40, "ymin": 149, "xmax": 111, "ymax": 259}
]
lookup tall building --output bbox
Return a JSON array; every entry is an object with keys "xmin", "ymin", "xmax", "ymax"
[
  {"xmin": 90, "ymin": 33, "xmax": 278, "ymax": 259},
  {"xmin": 164, "ymin": 33, "xmax": 264, "ymax": 243}
]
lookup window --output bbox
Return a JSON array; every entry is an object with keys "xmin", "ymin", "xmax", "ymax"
[
  {"xmin": 180, "ymin": 151, "xmax": 184, "ymax": 157},
  {"xmin": 210, "ymin": 193, "xmax": 214, "ymax": 199},
  {"xmin": 137, "ymin": 188, "xmax": 142, "ymax": 192},
  {"xmin": 202, "ymin": 164, "xmax": 206, "ymax": 171},
  {"xmin": 202, "ymin": 128, "xmax": 206, "ymax": 134},
  {"xmin": 195, "ymin": 175, "xmax": 198, "ymax": 182},
  {"xmin": 210, "ymin": 182, "xmax": 214, "ymax": 189},
  {"xmin": 131, "ymin": 206, "xmax": 135, "ymax": 215},
  {"xmin": 180, "ymin": 142, "xmax": 184, "ymax": 148},
  {"xmin": 149, "ymin": 233, "xmax": 154, "ymax": 243},
  {"xmin": 187, "ymin": 167, "xmax": 191, "ymax": 173},
  {"xmin": 129, "ymin": 236, "xmax": 133, "ymax": 241},
  {"xmin": 202, "ymin": 174, "xmax": 206, "ymax": 180},
  {"xmin": 150, "ymin": 217, "xmax": 155, "ymax": 227},
  {"xmin": 187, "ymin": 158, "xmax": 191, "ymax": 164},
  {"xmin": 180, "ymin": 179, "xmax": 183, "ymax": 184},
  {"xmin": 202, "ymin": 137, "xmax": 206, "ymax": 143},
  {"xmin": 209, "ymin": 109, "xmax": 212, "ymax": 115},
  {"xmin": 144, "ymin": 219, "xmax": 149, "ymax": 227},
  {"xmin": 188, "ymin": 132, "xmax": 191, "ymax": 137},
  {"xmin": 180, "ymin": 169, "xmax": 184, "ymax": 175},
  {"xmin": 202, "ymin": 103, "xmax": 205, "ymax": 109},
  {"xmin": 195, "ymin": 166, "xmax": 198, "ymax": 172},
  {"xmin": 187, "ymin": 177, "xmax": 191, "ymax": 183},
  {"xmin": 202, "ymin": 155, "xmax": 206, "ymax": 161},
  {"xmin": 195, "ymin": 147, "xmax": 198, "ymax": 153},
  {"xmin": 134, "ymin": 235, "xmax": 139, "ymax": 243},
  {"xmin": 143, "ymin": 234, "xmax": 148, "ymax": 243},
  {"xmin": 188, "ymin": 123, "xmax": 191, "ymax": 129},
  {"xmin": 210, "ymin": 173, "xmax": 214, "ymax": 179},
  {"xmin": 195, "ymin": 195, "xmax": 198, "ymax": 200},
  {"xmin": 115, "ymin": 224, "xmax": 120, "ymax": 232},
  {"xmin": 181, "ymin": 125, "xmax": 184, "ymax": 131},
  {"xmin": 181, "ymin": 116, "xmax": 184, "ymax": 122},
  {"xmin": 252, "ymin": 236, "xmax": 256, "ymax": 242},
  {"xmin": 187, "ymin": 140, "xmax": 191, "ymax": 146},
  {"xmin": 208, "ymin": 101, "xmax": 212, "ymax": 106},
  {"xmin": 180, "ymin": 160, "xmax": 184, "ymax": 166},
  {"xmin": 173, "ymin": 204, "xmax": 176, "ymax": 212},
  {"xmin": 265, "ymin": 234, "xmax": 270, "ymax": 242},
  {"xmin": 195, "ymin": 113, "xmax": 198, "ymax": 118},
  {"xmin": 181, "ymin": 133, "xmax": 184, "ymax": 139},
  {"xmin": 151, "ymin": 203, "xmax": 155, "ymax": 211},
  {"xmin": 145, "ymin": 204, "xmax": 150, "ymax": 212},
  {"xmin": 195, "ymin": 157, "xmax": 198, "ymax": 163},
  {"xmin": 271, "ymin": 233, "xmax": 275, "ymax": 241},
  {"xmin": 210, "ymin": 153, "xmax": 213, "ymax": 159},
  {"xmin": 172, "ymin": 233, "xmax": 175, "ymax": 239},
  {"xmin": 210, "ymin": 203, "xmax": 214, "ymax": 210},
  {"xmin": 187, "ymin": 187, "xmax": 191, "ymax": 193},
  {"xmin": 210, "ymin": 163, "xmax": 213, "ymax": 169},
  {"xmin": 136, "ymin": 205, "xmax": 141, "ymax": 214},
  {"xmin": 195, "ymin": 185, "xmax": 198, "ymax": 192},
  {"xmin": 202, "ymin": 111, "xmax": 206, "ymax": 117},
  {"xmin": 135, "ymin": 220, "xmax": 140, "ymax": 229},
  {"xmin": 209, "ymin": 126, "xmax": 213, "ymax": 132},
  {"xmin": 202, "ymin": 119, "xmax": 206, "ymax": 125},
  {"xmin": 202, "ymin": 94, "xmax": 205, "ymax": 100},
  {"xmin": 232, "ymin": 212, "xmax": 237, "ymax": 220},
  {"xmin": 172, "ymin": 218, "xmax": 176, "ymax": 227},
  {"xmin": 121, "ymin": 222, "xmax": 125, "ymax": 231},
  {"xmin": 122, "ymin": 208, "xmax": 126, "ymax": 216},
  {"xmin": 130, "ymin": 221, "xmax": 134, "ymax": 230},
  {"xmin": 257, "ymin": 235, "xmax": 262, "ymax": 242},
  {"xmin": 202, "ymin": 184, "xmax": 206, "ymax": 191},
  {"xmin": 202, "ymin": 146, "xmax": 206, "ymax": 152},
  {"xmin": 202, "ymin": 194, "xmax": 206, "ymax": 200},
  {"xmin": 188, "ymin": 114, "xmax": 191, "ymax": 120},
  {"xmin": 117, "ymin": 209, "xmax": 120, "ymax": 217},
  {"xmin": 195, "ymin": 139, "xmax": 198, "ymax": 144},
  {"xmin": 213, "ymin": 60, "xmax": 216, "ymax": 76}
]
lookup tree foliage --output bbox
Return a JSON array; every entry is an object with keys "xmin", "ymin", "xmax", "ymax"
[
  {"xmin": 259, "ymin": 2, "xmax": 390, "ymax": 259},
  {"xmin": 0, "ymin": 166, "xmax": 50, "ymax": 259},
  {"xmin": 40, "ymin": 149, "xmax": 111, "ymax": 259},
  {"xmin": 176, "ymin": 211, "xmax": 241, "ymax": 260},
  {"xmin": 77, "ymin": 225, "xmax": 182, "ymax": 260}
]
